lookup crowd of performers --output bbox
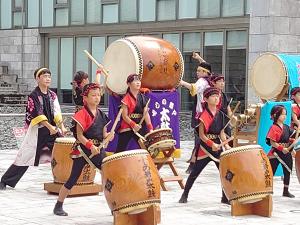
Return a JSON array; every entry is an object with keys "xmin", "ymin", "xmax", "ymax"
[{"xmin": 0, "ymin": 52, "xmax": 298, "ymax": 217}]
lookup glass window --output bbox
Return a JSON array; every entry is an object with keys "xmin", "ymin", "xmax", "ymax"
[
  {"xmin": 42, "ymin": 0, "xmax": 54, "ymax": 27},
  {"xmin": 157, "ymin": 0, "xmax": 176, "ymax": 21},
  {"xmin": 57, "ymin": 0, "xmax": 67, "ymax": 3},
  {"xmin": 199, "ymin": 0, "xmax": 220, "ymax": 18},
  {"xmin": 183, "ymin": 33, "xmax": 201, "ymax": 52},
  {"xmin": 103, "ymin": 4, "xmax": 118, "ymax": 23},
  {"xmin": 204, "ymin": 32, "xmax": 223, "ymax": 74},
  {"xmin": 71, "ymin": 0, "xmax": 84, "ymax": 25},
  {"xmin": 91, "ymin": 37, "xmax": 106, "ymax": 84},
  {"xmin": 49, "ymin": 38, "xmax": 59, "ymax": 89},
  {"xmin": 246, "ymin": 0, "xmax": 250, "ymax": 14},
  {"xmin": 87, "ymin": 0, "xmax": 101, "ymax": 24},
  {"xmin": 75, "ymin": 37, "xmax": 89, "ymax": 73},
  {"xmin": 108, "ymin": 35, "xmax": 122, "ymax": 45},
  {"xmin": 14, "ymin": 0, "xmax": 23, "ymax": 7},
  {"xmin": 60, "ymin": 38, "xmax": 73, "ymax": 103},
  {"xmin": 222, "ymin": 0, "xmax": 244, "ymax": 17},
  {"xmin": 139, "ymin": 0, "xmax": 155, "ymax": 22},
  {"xmin": 55, "ymin": 8, "xmax": 69, "ymax": 26},
  {"xmin": 120, "ymin": 0, "xmax": 136, "ymax": 22},
  {"xmin": 163, "ymin": 33, "xmax": 180, "ymax": 49},
  {"xmin": 227, "ymin": 30, "xmax": 247, "ymax": 48},
  {"xmin": 178, "ymin": 0, "xmax": 197, "ymax": 19},
  {"xmin": 28, "ymin": 0, "xmax": 39, "ymax": 27},
  {"xmin": 1, "ymin": 0, "xmax": 12, "ymax": 29},
  {"xmin": 13, "ymin": 12, "xmax": 24, "ymax": 27}
]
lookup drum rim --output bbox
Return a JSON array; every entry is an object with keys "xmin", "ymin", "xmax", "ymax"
[
  {"xmin": 250, "ymin": 52, "xmax": 287, "ymax": 100},
  {"xmin": 54, "ymin": 137, "xmax": 76, "ymax": 144},
  {"xmin": 102, "ymin": 149, "xmax": 149, "ymax": 164},
  {"xmin": 229, "ymin": 191, "xmax": 273, "ymax": 203},
  {"xmin": 220, "ymin": 145, "xmax": 263, "ymax": 157},
  {"xmin": 148, "ymin": 139, "xmax": 176, "ymax": 152},
  {"xmin": 113, "ymin": 199, "xmax": 161, "ymax": 214},
  {"xmin": 144, "ymin": 128, "xmax": 173, "ymax": 138}
]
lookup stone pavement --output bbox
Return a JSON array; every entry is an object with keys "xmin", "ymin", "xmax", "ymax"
[{"xmin": 0, "ymin": 141, "xmax": 300, "ymax": 225}]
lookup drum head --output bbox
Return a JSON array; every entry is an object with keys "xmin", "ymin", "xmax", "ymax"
[
  {"xmin": 103, "ymin": 39, "xmax": 141, "ymax": 94},
  {"xmin": 55, "ymin": 137, "xmax": 76, "ymax": 144},
  {"xmin": 102, "ymin": 149, "xmax": 149, "ymax": 164},
  {"xmin": 251, "ymin": 53, "xmax": 287, "ymax": 100},
  {"xmin": 220, "ymin": 144, "xmax": 262, "ymax": 157}
]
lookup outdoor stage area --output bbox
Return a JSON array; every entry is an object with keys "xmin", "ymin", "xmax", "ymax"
[{"xmin": 0, "ymin": 141, "xmax": 300, "ymax": 225}]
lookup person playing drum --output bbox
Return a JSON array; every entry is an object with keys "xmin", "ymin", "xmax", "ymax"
[
  {"xmin": 115, "ymin": 74, "xmax": 153, "ymax": 153},
  {"xmin": 180, "ymin": 52, "xmax": 212, "ymax": 174},
  {"xmin": 0, "ymin": 67, "xmax": 67, "ymax": 191},
  {"xmin": 291, "ymin": 87, "xmax": 300, "ymax": 130},
  {"xmin": 178, "ymin": 87, "xmax": 230, "ymax": 204},
  {"xmin": 53, "ymin": 83, "xmax": 114, "ymax": 216},
  {"xmin": 266, "ymin": 105, "xmax": 296, "ymax": 198}
]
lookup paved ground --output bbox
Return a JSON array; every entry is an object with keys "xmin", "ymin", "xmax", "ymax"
[{"xmin": 0, "ymin": 141, "xmax": 300, "ymax": 225}]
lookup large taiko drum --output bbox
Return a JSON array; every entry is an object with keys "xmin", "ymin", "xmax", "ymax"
[
  {"xmin": 103, "ymin": 36, "xmax": 184, "ymax": 94},
  {"xmin": 144, "ymin": 128, "xmax": 176, "ymax": 157},
  {"xmin": 101, "ymin": 149, "xmax": 161, "ymax": 213},
  {"xmin": 51, "ymin": 137, "xmax": 96, "ymax": 185},
  {"xmin": 219, "ymin": 145, "xmax": 273, "ymax": 203},
  {"xmin": 251, "ymin": 53, "xmax": 300, "ymax": 100}
]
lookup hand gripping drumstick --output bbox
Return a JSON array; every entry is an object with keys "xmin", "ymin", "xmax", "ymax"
[
  {"xmin": 89, "ymin": 109, "xmax": 123, "ymax": 159},
  {"xmin": 83, "ymin": 50, "xmax": 109, "ymax": 78},
  {"xmin": 138, "ymin": 99, "xmax": 151, "ymax": 126}
]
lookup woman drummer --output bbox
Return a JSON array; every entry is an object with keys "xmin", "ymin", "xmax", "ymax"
[{"xmin": 115, "ymin": 74, "xmax": 153, "ymax": 153}]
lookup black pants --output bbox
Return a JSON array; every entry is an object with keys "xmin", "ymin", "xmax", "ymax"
[
  {"xmin": 115, "ymin": 130, "xmax": 144, "ymax": 153},
  {"xmin": 269, "ymin": 151, "xmax": 293, "ymax": 186},
  {"xmin": 64, "ymin": 149, "xmax": 105, "ymax": 190},
  {"xmin": 183, "ymin": 156, "xmax": 226, "ymax": 199},
  {"xmin": 1, "ymin": 164, "xmax": 29, "ymax": 188}
]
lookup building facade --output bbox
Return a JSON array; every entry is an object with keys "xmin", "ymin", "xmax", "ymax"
[{"xmin": 0, "ymin": 0, "xmax": 297, "ymax": 110}]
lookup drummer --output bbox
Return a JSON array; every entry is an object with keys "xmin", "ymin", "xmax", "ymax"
[
  {"xmin": 266, "ymin": 105, "xmax": 295, "ymax": 198},
  {"xmin": 180, "ymin": 52, "xmax": 212, "ymax": 174},
  {"xmin": 53, "ymin": 83, "xmax": 114, "ymax": 216},
  {"xmin": 178, "ymin": 87, "xmax": 230, "ymax": 204},
  {"xmin": 291, "ymin": 87, "xmax": 300, "ymax": 129},
  {"xmin": 115, "ymin": 74, "xmax": 153, "ymax": 153}
]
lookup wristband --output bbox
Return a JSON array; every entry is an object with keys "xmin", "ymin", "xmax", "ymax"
[
  {"xmin": 85, "ymin": 140, "xmax": 93, "ymax": 149},
  {"xmin": 96, "ymin": 68, "xmax": 102, "ymax": 74},
  {"xmin": 277, "ymin": 145, "xmax": 284, "ymax": 151},
  {"xmin": 206, "ymin": 139, "xmax": 214, "ymax": 148},
  {"xmin": 129, "ymin": 120, "xmax": 136, "ymax": 128},
  {"xmin": 147, "ymin": 123, "xmax": 153, "ymax": 131}
]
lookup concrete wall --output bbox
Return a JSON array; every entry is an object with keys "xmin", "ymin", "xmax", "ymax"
[
  {"xmin": 248, "ymin": 0, "xmax": 300, "ymax": 104},
  {"xmin": 0, "ymin": 29, "xmax": 41, "ymax": 92}
]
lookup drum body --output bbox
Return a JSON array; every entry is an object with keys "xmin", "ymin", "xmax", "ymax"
[
  {"xmin": 251, "ymin": 53, "xmax": 300, "ymax": 100},
  {"xmin": 144, "ymin": 128, "xmax": 176, "ymax": 157},
  {"xmin": 101, "ymin": 150, "xmax": 161, "ymax": 213},
  {"xmin": 103, "ymin": 36, "xmax": 184, "ymax": 94},
  {"xmin": 51, "ymin": 137, "xmax": 96, "ymax": 185},
  {"xmin": 219, "ymin": 145, "xmax": 273, "ymax": 203}
]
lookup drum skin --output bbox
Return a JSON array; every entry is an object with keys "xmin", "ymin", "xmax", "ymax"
[
  {"xmin": 101, "ymin": 150, "xmax": 161, "ymax": 213},
  {"xmin": 295, "ymin": 151, "xmax": 300, "ymax": 184},
  {"xmin": 103, "ymin": 36, "xmax": 184, "ymax": 94},
  {"xmin": 51, "ymin": 137, "xmax": 96, "ymax": 185},
  {"xmin": 219, "ymin": 145, "xmax": 273, "ymax": 203}
]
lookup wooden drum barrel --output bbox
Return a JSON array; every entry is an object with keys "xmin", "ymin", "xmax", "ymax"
[
  {"xmin": 219, "ymin": 145, "xmax": 273, "ymax": 203},
  {"xmin": 101, "ymin": 149, "xmax": 161, "ymax": 213},
  {"xmin": 103, "ymin": 36, "xmax": 184, "ymax": 94},
  {"xmin": 51, "ymin": 137, "xmax": 96, "ymax": 185}
]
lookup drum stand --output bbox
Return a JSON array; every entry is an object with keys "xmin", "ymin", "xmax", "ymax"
[
  {"xmin": 153, "ymin": 146, "xmax": 185, "ymax": 191},
  {"xmin": 231, "ymin": 195, "xmax": 272, "ymax": 217},
  {"xmin": 113, "ymin": 205, "xmax": 161, "ymax": 225}
]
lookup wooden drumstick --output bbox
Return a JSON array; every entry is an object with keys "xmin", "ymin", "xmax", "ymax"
[
  {"xmin": 222, "ymin": 101, "xmax": 241, "ymax": 132},
  {"xmin": 139, "ymin": 99, "xmax": 151, "ymax": 126},
  {"xmin": 219, "ymin": 136, "xmax": 234, "ymax": 149},
  {"xmin": 83, "ymin": 50, "xmax": 109, "ymax": 77}
]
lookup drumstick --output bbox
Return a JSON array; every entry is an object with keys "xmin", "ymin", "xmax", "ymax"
[
  {"xmin": 83, "ymin": 50, "xmax": 109, "ymax": 77},
  {"xmin": 287, "ymin": 136, "xmax": 300, "ymax": 152},
  {"xmin": 77, "ymin": 146, "xmax": 101, "ymax": 173},
  {"xmin": 139, "ymin": 99, "xmax": 151, "ymax": 126},
  {"xmin": 219, "ymin": 136, "xmax": 234, "ymax": 148},
  {"xmin": 222, "ymin": 101, "xmax": 241, "ymax": 132}
]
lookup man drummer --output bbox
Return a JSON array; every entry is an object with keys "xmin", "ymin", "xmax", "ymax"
[
  {"xmin": 178, "ymin": 87, "xmax": 230, "ymax": 204},
  {"xmin": 180, "ymin": 52, "xmax": 212, "ymax": 173},
  {"xmin": 115, "ymin": 74, "xmax": 153, "ymax": 153}
]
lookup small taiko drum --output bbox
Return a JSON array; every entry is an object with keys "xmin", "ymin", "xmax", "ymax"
[
  {"xmin": 101, "ymin": 150, "xmax": 161, "ymax": 214},
  {"xmin": 144, "ymin": 128, "xmax": 176, "ymax": 157},
  {"xmin": 219, "ymin": 145, "xmax": 273, "ymax": 203},
  {"xmin": 103, "ymin": 36, "xmax": 184, "ymax": 94},
  {"xmin": 51, "ymin": 137, "xmax": 96, "ymax": 185}
]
